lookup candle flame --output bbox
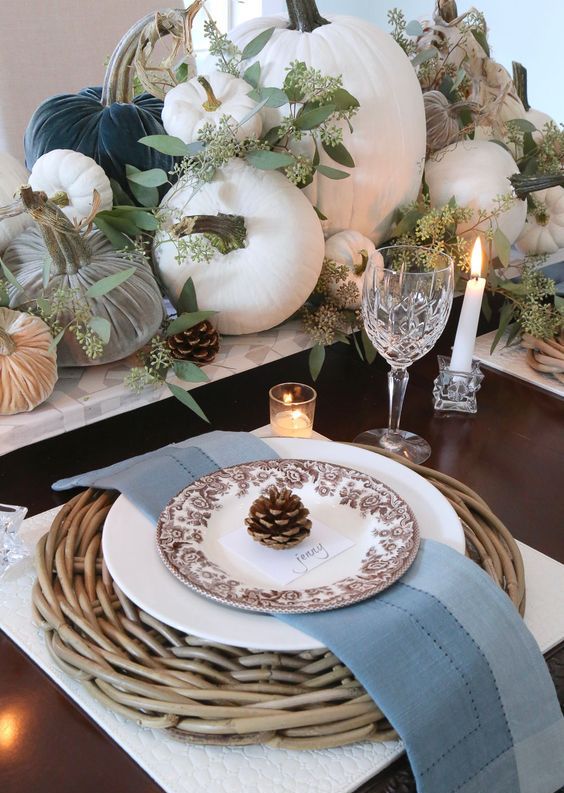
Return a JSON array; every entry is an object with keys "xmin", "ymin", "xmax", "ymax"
[
  {"xmin": 470, "ymin": 237, "xmax": 483, "ymax": 279},
  {"xmin": 282, "ymin": 392, "xmax": 293, "ymax": 404}
]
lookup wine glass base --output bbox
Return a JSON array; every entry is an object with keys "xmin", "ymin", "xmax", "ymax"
[{"xmin": 353, "ymin": 429, "xmax": 431, "ymax": 465}]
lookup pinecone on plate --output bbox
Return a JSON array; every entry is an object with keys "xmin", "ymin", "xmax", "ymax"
[
  {"xmin": 245, "ymin": 486, "xmax": 312, "ymax": 549},
  {"xmin": 167, "ymin": 320, "xmax": 220, "ymax": 365}
]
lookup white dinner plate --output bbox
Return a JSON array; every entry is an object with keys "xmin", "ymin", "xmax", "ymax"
[{"xmin": 102, "ymin": 438, "xmax": 465, "ymax": 651}]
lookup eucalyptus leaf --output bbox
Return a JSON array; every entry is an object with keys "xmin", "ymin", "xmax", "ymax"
[
  {"xmin": 139, "ymin": 135, "xmax": 201, "ymax": 157},
  {"xmin": 505, "ymin": 322, "xmax": 521, "ymax": 347},
  {"xmin": 507, "ymin": 118, "xmax": 537, "ymax": 133},
  {"xmin": 0, "ymin": 283, "xmax": 9, "ymax": 308},
  {"xmin": 177, "ymin": 277, "xmax": 199, "ymax": 314},
  {"xmin": 110, "ymin": 178, "xmax": 134, "ymax": 206},
  {"xmin": 167, "ymin": 382, "xmax": 209, "ymax": 423},
  {"xmin": 245, "ymin": 149, "xmax": 295, "ymax": 170},
  {"xmin": 125, "ymin": 166, "xmax": 168, "ymax": 187},
  {"xmin": 95, "ymin": 212, "xmax": 141, "ymax": 237},
  {"xmin": 243, "ymin": 61, "xmax": 261, "ymax": 88},
  {"xmin": 331, "ymin": 88, "xmax": 360, "ymax": 111},
  {"xmin": 490, "ymin": 139, "xmax": 512, "ymax": 154},
  {"xmin": 523, "ymin": 130, "xmax": 537, "ymax": 156},
  {"xmin": 393, "ymin": 208, "xmax": 424, "ymax": 237},
  {"xmin": 48, "ymin": 328, "xmax": 65, "ymax": 354},
  {"xmin": 322, "ymin": 141, "xmax": 355, "ymax": 168},
  {"xmin": 247, "ymin": 87, "xmax": 288, "ymax": 109},
  {"xmin": 405, "ymin": 19, "xmax": 424, "ymax": 36},
  {"xmin": 263, "ymin": 125, "xmax": 284, "ymax": 145},
  {"xmin": 493, "ymin": 228, "xmax": 511, "ymax": 267},
  {"xmin": 0, "ymin": 259, "xmax": 25, "ymax": 294},
  {"xmin": 86, "ymin": 267, "xmax": 136, "ymax": 298},
  {"xmin": 313, "ymin": 206, "xmax": 328, "ymax": 221},
  {"xmin": 351, "ymin": 329, "xmax": 363, "ymax": 360},
  {"xmin": 238, "ymin": 94, "xmax": 271, "ymax": 126},
  {"xmin": 308, "ymin": 344, "xmax": 325, "ymax": 382},
  {"xmin": 490, "ymin": 301, "xmax": 515, "ymax": 352},
  {"xmin": 124, "ymin": 167, "xmax": 160, "ymax": 207},
  {"xmin": 471, "ymin": 28, "xmax": 490, "ymax": 57},
  {"xmin": 124, "ymin": 211, "xmax": 159, "ymax": 231},
  {"xmin": 175, "ymin": 62, "xmax": 189, "ymax": 83},
  {"xmin": 295, "ymin": 104, "xmax": 336, "ymax": 130},
  {"xmin": 241, "ymin": 27, "xmax": 275, "ymax": 60},
  {"xmin": 411, "ymin": 46, "xmax": 439, "ymax": 67},
  {"xmin": 88, "ymin": 316, "xmax": 111, "ymax": 344},
  {"xmin": 166, "ymin": 310, "xmax": 217, "ymax": 336},
  {"xmin": 315, "ymin": 163, "xmax": 350, "ymax": 180},
  {"xmin": 555, "ymin": 294, "xmax": 564, "ymax": 312},
  {"xmin": 42, "ymin": 256, "xmax": 51, "ymax": 290},
  {"xmin": 93, "ymin": 216, "xmax": 134, "ymax": 250},
  {"xmin": 481, "ymin": 291, "xmax": 492, "ymax": 323},
  {"xmin": 361, "ymin": 329, "xmax": 377, "ymax": 364},
  {"xmin": 452, "ymin": 68, "xmax": 466, "ymax": 92},
  {"xmin": 36, "ymin": 296, "xmax": 51, "ymax": 315},
  {"xmin": 173, "ymin": 359, "xmax": 210, "ymax": 383}
]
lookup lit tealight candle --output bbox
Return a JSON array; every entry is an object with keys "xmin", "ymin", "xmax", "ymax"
[
  {"xmin": 269, "ymin": 383, "xmax": 316, "ymax": 439},
  {"xmin": 450, "ymin": 238, "xmax": 486, "ymax": 374}
]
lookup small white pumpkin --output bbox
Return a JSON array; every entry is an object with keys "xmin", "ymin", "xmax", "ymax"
[
  {"xmin": 324, "ymin": 230, "xmax": 376, "ymax": 309},
  {"xmin": 425, "ymin": 140, "xmax": 527, "ymax": 256},
  {"xmin": 162, "ymin": 72, "xmax": 263, "ymax": 144},
  {"xmin": 28, "ymin": 149, "xmax": 113, "ymax": 223},
  {"xmin": 154, "ymin": 159, "xmax": 324, "ymax": 335},
  {"xmin": 517, "ymin": 187, "xmax": 564, "ymax": 255},
  {"xmin": 0, "ymin": 152, "xmax": 32, "ymax": 253}
]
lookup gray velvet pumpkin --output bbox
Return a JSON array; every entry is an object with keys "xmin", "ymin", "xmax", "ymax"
[{"xmin": 4, "ymin": 190, "xmax": 164, "ymax": 367}]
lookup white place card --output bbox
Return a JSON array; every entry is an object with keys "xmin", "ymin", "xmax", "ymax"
[{"xmin": 220, "ymin": 519, "xmax": 354, "ymax": 586}]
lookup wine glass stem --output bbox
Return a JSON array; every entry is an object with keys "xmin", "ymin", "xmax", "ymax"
[{"xmin": 387, "ymin": 367, "xmax": 409, "ymax": 436}]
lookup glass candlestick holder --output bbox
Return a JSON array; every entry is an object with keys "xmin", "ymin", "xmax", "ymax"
[
  {"xmin": 0, "ymin": 503, "xmax": 29, "ymax": 577},
  {"xmin": 433, "ymin": 355, "xmax": 484, "ymax": 414},
  {"xmin": 269, "ymin": 383, "xmax": 316, "ymax": 438}
]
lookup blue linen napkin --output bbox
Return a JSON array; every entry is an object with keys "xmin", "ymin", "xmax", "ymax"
[{"xmin": 53, "ymin": 431, "xmax": 564, "ymax": 793}]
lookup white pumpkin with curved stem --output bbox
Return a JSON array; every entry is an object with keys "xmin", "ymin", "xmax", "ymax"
[
  {"xmin": 154, "ymin": 159, "xmax": 324, "ymax": 335},
  {"xmin": 425, "ymin": 140, "xmax": 527, "ymax": 256},
  {"xmin": 28, "ymin": 149, "xmax": 113, "ymax": 222},
  {"xmin": 324, "ymin": 230, "xmax": 375, "ymax": 309},
  {"xmin": 228, "ymin": 2, "xmax": 426, "ymax": 242},
  {"xmin": 0, "ymin": 152, "xmax": 32, "ymax": 253},
  {"xmin": 162, "ymin": 72, "xmax": 263, "ymax": 144},
  {"xmin": 517, "ymin": 187, "xmax": 564, "ymax": 255}
]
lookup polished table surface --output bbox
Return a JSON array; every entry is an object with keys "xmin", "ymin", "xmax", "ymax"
[{"xmin": 1, "ymin": 300, "xmax": 563, "ymax": 793}]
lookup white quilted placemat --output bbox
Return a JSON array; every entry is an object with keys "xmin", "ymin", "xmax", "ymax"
[
  {"xmin": 474, "ymin": 331, "xmax": 564, "ymax": 397},
  {"xmin": 0, "ymin": 320, "xmax": 314, "ymax": 456},
  {"xmin": 2, "ymin": 510, "xmax": 564, "ymax": 793}
]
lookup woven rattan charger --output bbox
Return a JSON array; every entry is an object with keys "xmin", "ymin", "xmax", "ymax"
[{"xmin": 32, "ymin": 444, "xmax": 525, "ymax": 750}]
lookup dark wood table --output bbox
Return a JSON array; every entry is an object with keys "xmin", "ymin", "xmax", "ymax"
[{"xmin": 1, "ymin": 300, "xmax": 563, "ymax": 793}]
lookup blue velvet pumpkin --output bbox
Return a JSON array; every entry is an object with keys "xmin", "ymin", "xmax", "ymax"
[{"xmin": 24, "ymin": 87, "xmax": 173, "ymax": 194}]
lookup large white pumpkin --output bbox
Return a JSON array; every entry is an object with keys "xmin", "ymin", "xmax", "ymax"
[
  {"xmin": 154, "ymin": 159, "xmax": 324, "ymax": 335},
  {"xmin": 425, "ymin": 140, "xmax": 527, "ymax": 256},
  {"xmin": 228, "ymin": 4, "xmax": 426, "ymax": 243},
  {"xmin": 0, "ymin": 152, "xmax": 32, "ymax": 253},
  {"xmin": 517, "ymin": 187, "xmax": 564, "ymax": 255}
]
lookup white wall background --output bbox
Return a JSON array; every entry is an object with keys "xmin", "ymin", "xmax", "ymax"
[{"xmin": 261, "ymin": 0, "xmax": 564, "ymax": 123}]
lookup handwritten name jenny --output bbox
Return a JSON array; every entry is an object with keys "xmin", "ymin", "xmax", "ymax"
[{"xmin": 292, "ymin": 542, "xmax": 329, "ymax": 574}]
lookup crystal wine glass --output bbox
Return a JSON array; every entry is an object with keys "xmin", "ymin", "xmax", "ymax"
[{"xmin": 355, "ymin": 245, "xmax": 454, "ymax": 463}]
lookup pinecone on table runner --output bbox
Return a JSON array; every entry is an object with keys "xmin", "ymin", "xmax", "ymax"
[
  {"xmin": 167, "ymin": 320, "xmax": 220, "ymax": 364},
  {"xmin": 245, "ymin": 486, "xmax": 312, "ymax": 549}
]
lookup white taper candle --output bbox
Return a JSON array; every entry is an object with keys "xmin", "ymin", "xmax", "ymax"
[{"xmin": 450, "ymin": 238, "xmax": 486, "ymax": 373}]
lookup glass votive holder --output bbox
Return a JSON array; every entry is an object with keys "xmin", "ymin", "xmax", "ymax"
[
  {"xmin": 269, "ymin": 383, "xmax": 317, "ymax": 438},
  {"xmin": 0, "ymin": 502, "xmax": 29, "ymax": 577},
  {"xmin": 433, "ymin": 355, "xmax": 484, "ymax": 414}
]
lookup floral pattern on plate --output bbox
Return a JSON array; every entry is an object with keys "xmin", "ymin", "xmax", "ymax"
[{"xmin": 156, "ymin": 459, "xmax": 419, "ymax": 614}]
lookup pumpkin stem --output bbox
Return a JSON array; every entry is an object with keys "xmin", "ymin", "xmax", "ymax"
[
  {"xmin": 102, "ymin": 9, "xmax": 191, "ymax": 105},
  {"xmin": 50, "ymin": 191, "xmax": 70, "ymax": 208},
  {"xmin": 197, "ymin": 76, "xmax": 222, "ymax": 112},
  {"xmin": 510, "ymin": 172, "xmax": 564, "ymax": 200},
  {"xmin": 436, "ymin": 0, "xmax": 458, "ymax": 23},
  {"xmin": 354, "ymin": 250, "xmax": 369, "ymax": 277},
  {"xmin": 19, "ymin": 187, "xmax": 91, "ymax": 276},
  {"xmin": 171, "ymin": 213, "xmax": 247, "ymax": 255},
  {"xmin": 512, "ymin": 62, "xmax": 530, "ymax": 112},
  {"xmin": 0, "ymin": 327, "xmax": 16, "ymax": 356},
  {"xmin": 286, "ymin": 0, "xmax": 329, "ymax": 32}
]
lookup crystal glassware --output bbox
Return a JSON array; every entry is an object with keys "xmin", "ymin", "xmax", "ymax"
[
  {"xmin": 0, "ymin": 503, "xmax": 29, "ymax": 576},
  {"xmin": 354, "ymin": 246, "xmax": 454, "ymax": 463},
  {"xmin": 433, "ymin": 355, "xmax": 484, "ymax": 413}
]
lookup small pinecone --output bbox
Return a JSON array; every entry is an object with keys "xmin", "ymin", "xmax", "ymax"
[
  {"xmin": 167, "ymin": 320, "xmax": 219, "ymax": 365},
  {"xmin": 245, "ymin": 486, "xmax": 312, "ymax": 549}
]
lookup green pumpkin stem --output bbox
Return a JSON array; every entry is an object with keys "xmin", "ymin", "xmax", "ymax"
[
  {"xmin": 354, "ymin": 250, "xmax": 369, "ymax": 277},
  {"xmin": 512, "ymin": 62, "xmax": 530, "ymax": 111},
  {"xmin": 171, "ymin": 213, "xmax": 247, "ymax": 255},
  {"xmin": 286, "ymin": 0, "xmax": 329, "ymax": 32},
  {"xmin": 198, "ymin": 76, "xmax": 222, "ymax": 112},
  {"xmin": 19, "ymin": 187, "xmax": 91, "ymax": 276},
  {"xmin": 0, "ymin": 327, "xmax": 16, "ymax": 356},
  {"xmin": 510, "ymin": 173, "xmax": 564, "ymax": 200}
]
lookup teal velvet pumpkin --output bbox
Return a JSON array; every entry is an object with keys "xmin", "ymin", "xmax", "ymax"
[{"xmin": 23, "ymin": 11, "xmax": 183, "ymax": 197}]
